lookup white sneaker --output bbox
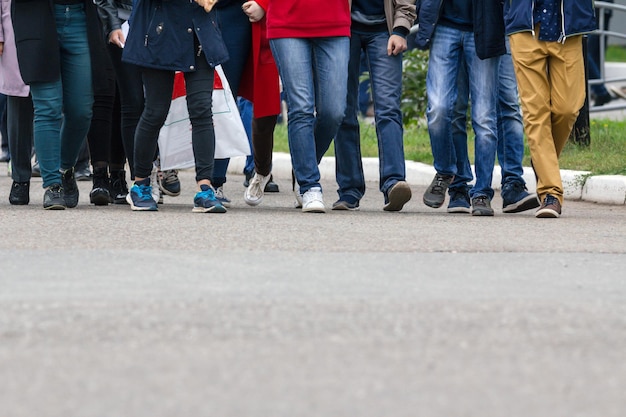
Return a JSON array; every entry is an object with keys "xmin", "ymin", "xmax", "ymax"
[
  {"xmin": 244, "ymin": 172, "xmax": 271, "ymax": 206},
  {"xmin": 150, "ymin": 164, "xmax": 161, "ymax": 204},
  {"xmin": 302, "ymin": 186, "xmax": 325, "ymax": 213}
]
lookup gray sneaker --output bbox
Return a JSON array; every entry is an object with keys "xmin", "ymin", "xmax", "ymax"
[
  {"xmin": 471, "ymin": 195, "xmax": 494, "ymax": 216},
  {"xmin": 423, "ymin": 174, "xmax": 453, "ymax": 208}
]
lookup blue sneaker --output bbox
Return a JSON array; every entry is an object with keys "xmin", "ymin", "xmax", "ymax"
[
  {"xmin": 126, "ymin": 182, "xmax": 158, "ymax": 211},
  {"xmin": 502, "ymin": 182, "xmax": 540, "ymax": 213},
  {"xmin": 447, "ymin": 188, "xmax": 471, "ymax": 213},
  {"xmin": 193, "ymin": 184, "xmax": 227, "ymax": 213}
]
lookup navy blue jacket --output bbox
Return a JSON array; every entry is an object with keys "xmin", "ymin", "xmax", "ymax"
[
  {"xmin": 414, "ymin": 0, "xmax": 506, "ymax": 60},
  {"xmin": 123, "ymin": 0, "xmax": 229, "ymax": 72},
  {"xmin": 504, "ymin": 0, "xmax": 596, "ymax": 40}
]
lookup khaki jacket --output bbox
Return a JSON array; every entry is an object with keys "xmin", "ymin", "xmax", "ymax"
[{"xmin": 384, "ymin": 0, "xmax": 417, "ymax": 34}]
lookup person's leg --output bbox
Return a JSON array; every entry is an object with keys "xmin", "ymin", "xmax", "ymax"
[
  {"xmin": 0, "ymin": 94, "xmax": 9, "ymax": 161},
  {"xmin": 212, "ymin": 3, "xmax": 252, "ymax": 189},
  {"xmin": 497, "ymin": 40, "xmax": 540, "ymax": 213},
  {"xmin": 509, "ymin": 32, "xmax": 560, "ymax": 205},
  {"xmin": 7, "ymin": 95, "xmax": 34, "ymax": 205},
  {"xmin": 270, "ymin": 37, "xmax": 321, "ymax": 195},
  {"xmin": 108, "ymin": 42, "xmax": 144, "ymax": 179},
  {"xmin": 251, "ymin": 115, "xmax": 277, "ymax": 177},
  {"xmin": 333, "ymin": 31, "xmax": 366, "ymax": 207},
  {"xmin": 311, "ymin": 36, "xmax": 350, "ymax": 164},
  {"xmin": 464, "ymin": 32, "xmax": 498, "ymax": 207},
  {"xmin": 127, "ymin": 67, "xmax": 173, "ymax": 211},
  {"xmin": 423, "ymin": 25, "xmax": 463, "ymax": 208},
  {"xmin": 447, "ymin": 61, "xmax": 472, "ymax": 214}
]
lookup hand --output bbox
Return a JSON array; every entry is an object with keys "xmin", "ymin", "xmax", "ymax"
[
  {"xmin": 195, "ymin": 0, "xmax": 217, "ymax": 13},
  {"xmin": 242, "ymin": 1, "xmax": 265, "ymax": 22},
  {"xmin": 0, "ymin": 42, "xmax": 4, "ymax": 56},
  {"xmin": 387, "ymin": 35, "xmax": 407, "ymax": 56},
  {"xmin": 108, "ymin": 29, "xmax": 126, "ymax": 48}
]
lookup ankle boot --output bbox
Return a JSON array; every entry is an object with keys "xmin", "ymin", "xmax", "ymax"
[{"xmin": 90, "ymin": 166, "xmax": 111, "ymax": 206}]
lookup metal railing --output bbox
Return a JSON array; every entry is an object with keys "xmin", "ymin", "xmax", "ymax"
[{"xmin": 588, "ymin": 1, "xmax": 626, "ymax": 112}]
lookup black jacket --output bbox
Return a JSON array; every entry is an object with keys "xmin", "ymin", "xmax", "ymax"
[
  {"xmin": 11, "ymin": 0, "xmax": 114, "ymax": 93},
  {"xmin": 415, "ymin": 0, "xmax": 505, "ymax": 60}
]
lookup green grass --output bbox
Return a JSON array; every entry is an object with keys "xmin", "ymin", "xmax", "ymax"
[
  {"xmin": 606, "ymin": 45, "xmax": 626, "ymax": 62},
  {"xmin": 273, "ymin": 118, "xmax": 626, "ymax": 176}
]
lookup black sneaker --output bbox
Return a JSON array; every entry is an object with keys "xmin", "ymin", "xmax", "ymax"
[
  {"xmin": 61, "ymin": 167, "xmax": 79, "ymax": 208},
  {"xmin": 90, "ymin": 166, "xmax": 111, "ymax": 206},
  {"xmin": 471, "ymin": 195, "xmax": 494, "ymax": 216},
  {"xmin": 264, "ymin": 175, "xmax": 280, "ymax": 193},
  {"xmin": 9, "ymin": 181, "xmax": 30, "ymax": 205},
  {"xmin": 501, "ymin": 182, "xmax": 540, "ymax": 213},
  {"xmin": 423, "ymin": 173, "xmax": 453, "ymax": 208},
  {"xmin": 243, "ymin": 170, "xmax": 254, "ymax": 187},
  {"xmin": 109, "ymin": 169, "xmax": 129, "ymax": 205},
  {"xmin": 43, "ymin": 184, "xmax": 66, "ymax": 210}
]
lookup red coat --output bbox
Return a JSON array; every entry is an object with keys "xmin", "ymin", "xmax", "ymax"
[{"xmin": 238, "ymin": 0, "xmax": 280, "ymax": 118}]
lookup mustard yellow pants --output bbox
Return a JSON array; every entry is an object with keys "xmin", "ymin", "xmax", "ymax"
[{"xmin": 509, "ymin": 32, "xmax": 586, "ymax": 204}]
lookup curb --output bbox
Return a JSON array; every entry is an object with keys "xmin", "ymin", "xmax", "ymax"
[{"xmin": 227, "ymin": 153, "xmax": 626, "ymax": 206}]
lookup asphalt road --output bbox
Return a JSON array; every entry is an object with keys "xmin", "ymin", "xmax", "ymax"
[{"xmin": 1, "ymin": 168, "xmax": 625, "ymax": 417}]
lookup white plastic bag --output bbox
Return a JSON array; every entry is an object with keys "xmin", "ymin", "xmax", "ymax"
[{"xmin": 157, "ymin": 65, "xmax": 250, "ymax": 170}]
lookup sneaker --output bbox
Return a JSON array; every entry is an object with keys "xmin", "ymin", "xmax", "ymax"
[
  {"xmin": 149, "ymin": 165, "xmax": 161, "ymax": 204},
  {"xmin": 244, "ymin": 172, "xmax": 271, "ymax": 206},
  {"xmin": 215, "ymin": 186, "xmax": 231, "ymax": 208},
  {"xmin": 43, "ymin": 183, "xmax": 65, "ymax": 210},
  {"xmin": 302, "ymin": 186, "xmax": 325, "ymax": 213},
  {"xmin": 74, "ymin": 164, "xmax": 92, "ymax": 181},
  {"xmin": 61, "ymin": 167, "xmax": 79, "ymax": 208},
  {"xmin": 535, "ymin": 194, "xmax": 561, "ymax": 218},
  {"xmin": 89, "ymin": 167, "xmax": 111, "ymax": 206},
  {"xmin": 292, "ymin": 170, "xmax": 302, "ymax": 208},
  {"xmin": 471, "ymin": 195, "xmax": 494, "ymax": 216},
  {"xmin": 332, "ymin": 199, "xmax": 360, "ymax": 211},
  {"xmin": 110, "ymin": 169, "xmax": 129, "ymax": 204},
  {"xmin": 193, "ymin": 184, "xmax": 227, "ymax": 213},
  {"xmin": 502, "ymin": 182, "xmax": 540, "ymax": 213},
  {"xmin": 383, "ymin": 180, "xmax": 412, "ymax": 212},
  {"xmin": 126, "ymin": 182, "xmax": 158, "ymax": 211},
  {"xmin": 447, "ymin": 188, "xmax": 470, "ymax": 214},
  {"xmin": 32, "ymin": 160, "xmax": 41, "ymax": 177},
  {"xmin": 158, "ymin": 169, "xmax": 181, "ymax": 196},
  {"xmin": 423, "ymin": 173, "xmax": 454, "ymax": 208},
  {"xmin": 9, "ymin": 181, "xmax": 30, "ymax": 205},
  {"xmin": 265, "ymin": 175, "xmax": 280, "ymax": 193}
]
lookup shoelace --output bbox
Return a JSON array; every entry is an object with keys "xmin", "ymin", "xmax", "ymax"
[
  {"xmin": 161, "ymin": 169, "xmax": 179, "ymax": 184},
  {"xmin": 474, "ymin": 196, "xmax": 488, "ymax": 206},
  {"xmin": 544, "ymin": 194, "xmax": 558, "ymax": 206},
  {"xmin": 137, "ymin": 185, "xmax": 154, "ymax": 201}
]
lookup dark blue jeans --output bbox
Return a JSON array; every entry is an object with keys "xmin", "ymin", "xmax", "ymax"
[
  {"xmin": 334, "ymin": 30, "xmax": 406, "ymax": 202},
  {"xmin": 134, "ymin": 53, "xmax": 216, "ymax": 182}
]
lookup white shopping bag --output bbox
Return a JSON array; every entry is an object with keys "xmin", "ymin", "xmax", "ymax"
[{"xmin": 157, "ymin": 65, "xmax": 250, "ymax": 170}]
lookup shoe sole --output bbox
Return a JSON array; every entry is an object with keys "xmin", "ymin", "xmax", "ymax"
[
  {"xmin": 264, "ymin": 184, "xmax": 279, "ymax": 193},
  {"xmin": 471, "ymin": 209, "xmax": 494, "ymax": 216},
  {"xmin": 332, "ymin": 201, "xmax": 360, "ymax": 211},
  {"xmin": 159, "ymin": 185, "xmax": 181, "ymax": 197},
  {"xmin": 44, "ymin": 204, "xmax": 66, "ymax": 210},
  {"xmin": 126, "ymin": 193, "xmax": 158, "ymax": 211},
  {"xmin": 535, "ymin": 209, "xmax": 560, "ymax": 218},
  {"xmin": 503, "ymin": 195, "xmax": 540, "ymax": 213},
  {"xmin": 447, "ymin": 206, "xmax": 471, "ymax": 214},
  {"xmin": 384, "ymin": 182, "xmax": 412, "ymax": 211},
  {"xmin": 192, "ymin": 205, "xmax": 227, "ymax": 213}
]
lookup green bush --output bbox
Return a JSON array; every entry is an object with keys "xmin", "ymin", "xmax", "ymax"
[{"xmin": 401, "ymin": 49, "xmax": 429, "ymax": 127}]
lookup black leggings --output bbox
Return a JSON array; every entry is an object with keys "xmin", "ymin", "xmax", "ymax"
[{"xmin": 134, "ymin": 53, "xmax": 216, "ymax": 182}]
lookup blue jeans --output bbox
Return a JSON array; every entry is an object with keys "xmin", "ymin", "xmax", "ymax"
[
  {"xmin": 270, "ymin": 36, "xmax": 349, "ymax": 194},
  {"xmin": 426, "ymin": 24, "xmax": 498, "ymax": 199},
  {"xmin": 30, "ymin": 3, "xmax": 93, "ymax": 188},
  {"xmin": 238, "ymin": 97, "xmax": 255, "ymax": 175},
  {"xmin": 334, "ymin": 30, "xmax": 406, "ymax": 202},
  {"xmin": 451, "ymin": 41, "xmax": 526, "ymax": 194}
]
